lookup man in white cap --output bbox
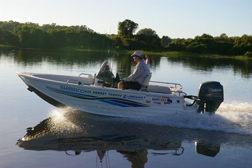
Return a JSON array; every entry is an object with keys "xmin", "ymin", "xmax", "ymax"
[{"xmin": 118, "ymin": 51, "xmax": 150, "ymax": 90}]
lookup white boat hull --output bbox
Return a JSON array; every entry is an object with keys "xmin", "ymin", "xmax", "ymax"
[{"xmin": 17, "ymin": 72, "xmax": 198, "ymax": 118}]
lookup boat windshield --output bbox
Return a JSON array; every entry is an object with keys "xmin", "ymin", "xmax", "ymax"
[
  {"xmin": 95, "ymin": 61, "xmax": 114, "ymax": 87},
  {"xmin": 97, "ymin": 61, "xmax": 112, "ymax": 76}
]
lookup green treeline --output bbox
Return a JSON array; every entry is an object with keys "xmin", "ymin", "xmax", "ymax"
[
  {"xmin": 0, "ymin": 21, "xmax": 113, "ymax": 49},
  {"xmin": 0, "ymin": 20, "xmax": 252, "ymax": 56}
]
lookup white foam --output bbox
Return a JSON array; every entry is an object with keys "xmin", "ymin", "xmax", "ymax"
[
  {"xmin": 217, "ymin": 101, "xmax": 252, "ymax": 113},
  {"xmin": 135, "ymin": 102, "xmax": 252, "ymax": 135}
]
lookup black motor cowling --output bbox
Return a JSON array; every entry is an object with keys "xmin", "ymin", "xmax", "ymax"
[
  {"xmin": 197, "ymin": 81, "xmax": 224, "ymax": 113},
  {"xmin": 195, "ymin": 142, "xmax": 220, "ymax": 157}
]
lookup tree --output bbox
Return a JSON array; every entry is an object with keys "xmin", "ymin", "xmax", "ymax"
[
  {"xmin": 232, "ymin": 34, "xmax": 252, "ymax": 55},
  {"xmin": 220, "ymin": 33, "xmax": 228, "ymax": 38},
  {"xmin": 161, "ymin": 36, "xmax": 172, "ymax": 47},
  {"xmin": 46, "ymin": 29, "xmax": 67, "ymax": 48},
  {"xmin": 167, "ymin": 41, "xmax": 186, "ymax": 51},
  {"xmin": 137, "ymin": 28, "xmax": 157, "ymax": 36},
  {"xmin": 118, "ymin": 19, "xmax": 138, "ymax": 37},
  {"xmin": 0, "ymin": 30, "xmax": 19, "ymax": 45},
  {"xmin": 14, "ymin": 25, "xmax": 45, "ymax": 48},
  {"xmin": 185, "ymin": 34, "xmax": 216, "ymax": 53},
  {"xmin": 0, "ymin": 20, "xmax": 20, "ymax": 32}
]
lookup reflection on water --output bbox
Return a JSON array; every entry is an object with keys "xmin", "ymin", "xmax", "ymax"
[
  {"xmin": 16, "ymin": 108, "xmax": 252, "ymax": 167},
  {"xmin": 0, "ymin": 47, "xmax": 111, "ymax": 66},
  {"xmin": 1, "ymin": 47, "xmax": 252, "ymax": 78},
  {"xmin": 0, "ymin": 47, "xmax": 161, "ymax": 80},
  {"xmin": 166, "ymin": 54, "xmax": 252, "ymax": 78}
]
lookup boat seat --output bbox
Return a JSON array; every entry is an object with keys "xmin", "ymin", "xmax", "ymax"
[
  {"xmin": 148, "ymin": 85, "xmax": 172, "ymax": 94},
  {"xmin": 140, "ymin": 73, "xmax": 152, "ymax": 91}
]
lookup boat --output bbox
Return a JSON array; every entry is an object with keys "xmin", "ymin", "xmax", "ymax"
[{"xmin": 17, "ymin": 61, "xmax": 224, "ymax": 118}]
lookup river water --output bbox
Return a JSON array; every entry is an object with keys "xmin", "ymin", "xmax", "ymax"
[{"xmin": 1, "ymin": 47, "xmax": 252, "ymax": 168}]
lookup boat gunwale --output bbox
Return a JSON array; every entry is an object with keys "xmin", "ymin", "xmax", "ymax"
[{"xmin": 17, "ymin": 72, "xmax": 185, "ymax": 98}]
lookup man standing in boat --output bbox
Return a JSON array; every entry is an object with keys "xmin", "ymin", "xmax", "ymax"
[{"xmin": 118, "ymin": 51, "xmax": 150, "ymax": 90}]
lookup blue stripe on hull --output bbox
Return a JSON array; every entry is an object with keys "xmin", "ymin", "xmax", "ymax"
[{"xmin": 46, "ymin": 86, "xmax": 149, "ymax": 108}]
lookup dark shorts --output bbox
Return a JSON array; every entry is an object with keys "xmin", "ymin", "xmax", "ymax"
[{"xmin": 122, "ymin": 81, "xmax": 141, "ymax": 90}]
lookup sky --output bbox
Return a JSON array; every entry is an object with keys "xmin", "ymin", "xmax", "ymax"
[{"xmin": 1, "ymin": 0, "xmax": 252, "ymax": 38}]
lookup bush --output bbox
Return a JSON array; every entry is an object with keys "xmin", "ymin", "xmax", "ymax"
[{"xmin": 245, "ymin": 51, "xmax": 252, "ymax": 57}]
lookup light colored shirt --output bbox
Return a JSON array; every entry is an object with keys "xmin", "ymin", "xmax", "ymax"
[
  {"xmin": 146, "ymin": 63, "xmax": 151, "ymax": 70},
  {"xmin": 124, "ymin": 59, "xmax": 150, "ymax": 85}
]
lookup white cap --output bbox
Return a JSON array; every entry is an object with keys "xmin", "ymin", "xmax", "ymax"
[{"xmin": 131, "ymin": 51, "xmax": 143, "ymax": 58}]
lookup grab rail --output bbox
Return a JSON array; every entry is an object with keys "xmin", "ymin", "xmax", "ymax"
[
  {"xmin": 149, "ymin": 81, "xmax": 183, "ymax": 89},
  {"xmin": 78, "ymin": 73, "xmax": 93, "ymax": 78},
  {"xmin": 67, "ymin": 79, "xmax": 82, "ymax": 85},
  {"xmin": 175, "ymin": 90, "xmax": 187, "ymax": 96}
]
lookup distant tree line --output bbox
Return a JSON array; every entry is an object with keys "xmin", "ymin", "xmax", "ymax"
[
  {"xmin": 115, "ymin": 19, "xmax": 252, "ymax": 56},
  {"xmin": 166, "ymin": 33, "xmax": 252, "ymax": 56},
  {"xmin": 1, "ymin": 20, "xmax": 252, "ymax": 56},
  {"xmin": 0, "ymin": 20, "xmax": 113, "ymax": 49}
]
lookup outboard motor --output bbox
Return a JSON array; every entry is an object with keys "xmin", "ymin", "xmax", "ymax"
[
  {"xmin": 195, "ymin": 142, "xmax": 220, "ymax": 157},
  {"xmin": 197, "ymin": 81, "xmax": 224, "ymax": 113}
]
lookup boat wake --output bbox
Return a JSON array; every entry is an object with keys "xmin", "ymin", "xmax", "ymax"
[
  {"xmin": 215, "ymin": 102, "xmax": 252, "ymax": 134},
  {"xmin": 139, "ymin": 101, "xmax": 252, "ymax": 135}
]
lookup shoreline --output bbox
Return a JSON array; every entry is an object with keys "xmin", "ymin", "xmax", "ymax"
[{"xmin": 0, "ymin": 45, "xmax": 251, "ymax": 60}]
